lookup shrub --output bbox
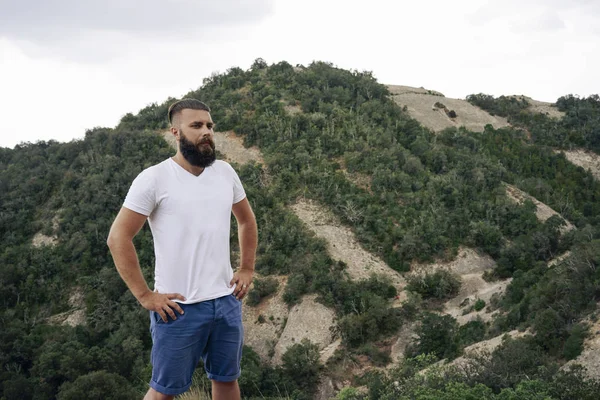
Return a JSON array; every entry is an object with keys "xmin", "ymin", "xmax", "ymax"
[
  {"xmin": 458, "ymin": 319, "xmax": 486, "ymax": 346},
  {"xmin": 407, "ymin": 313, "xmax": 460, "ymax": 360},
  {"xmin": 474, "ymin": 299, "xmax": 486, "ymax": 311},
  {"xmin": 406, "ymin": 270, "xmax": 461, "ymax": 300},
  {"xmin": 246, "ymin": 277, "xmax": 280, "ymax": 306},
  {"xmin": 57, "ymin": 371, "xmax": 138, "ymax": 400},
  {"xmin": 563, "ymin": 324, "xmax": 587, "ymax": 360},
  {"xmin": 282, "ymin": 339, "xmax": 322, "ymax": 392},
  {"xmin": 356, "ymin": 343, "xmax": 391, "ymax": 367}
]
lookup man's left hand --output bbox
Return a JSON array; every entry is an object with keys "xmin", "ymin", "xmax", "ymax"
[{"xmin": 230, "ymin": 269, "xmax": 254, "ymax": 300}]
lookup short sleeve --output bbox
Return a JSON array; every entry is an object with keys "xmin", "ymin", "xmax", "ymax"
[
  {"xmin": 123, "ymin": 169, "xmax": 157, "ymax": 216},
  {"xmin": 231, "ymin": 166, "xmax": 246, "ymax": 204}
]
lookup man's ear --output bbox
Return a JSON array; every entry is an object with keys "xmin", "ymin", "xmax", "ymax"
[{"xmin": 170, "ymin": 127, "xmax": 179, "ymax": 140}]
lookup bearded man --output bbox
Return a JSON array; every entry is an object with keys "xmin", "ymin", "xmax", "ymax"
[{"xmin": 107, "ymin": 98, "xmax": 257, "ymax": 400}]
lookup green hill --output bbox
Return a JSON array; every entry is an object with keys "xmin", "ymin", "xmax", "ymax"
[{"xmin": 1, "ymin": 59, "xmax": 600, "ymax": 399}]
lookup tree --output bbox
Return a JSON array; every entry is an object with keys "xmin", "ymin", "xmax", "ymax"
[
  {"xmin": 57, "ymin": 371, "xmax": 138, "ymax": 400},
  {"xmin": 282, "ymin": 339, "xmax": 322, "ymax": 392}
]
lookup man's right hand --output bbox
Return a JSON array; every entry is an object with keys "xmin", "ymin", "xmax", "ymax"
[{"xmin": 139, "ymin": 291, "xmax": 186, "ymax": 322}]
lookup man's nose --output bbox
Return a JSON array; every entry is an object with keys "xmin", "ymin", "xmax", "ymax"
[{"xmin": 200, "ymin": 127, "xmax": 213, "ymax": 137}]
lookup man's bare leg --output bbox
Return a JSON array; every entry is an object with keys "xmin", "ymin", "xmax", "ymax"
[
  {"xmin": 143, "ymin": 388, "xmax": 175, "ymax": 400},
  {"xmin": 212, "ymin": 380, "xmax": 240, "ymax": 400}
]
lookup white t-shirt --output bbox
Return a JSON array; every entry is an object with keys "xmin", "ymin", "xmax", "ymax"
[{"xmin": 123, "ymin": 158, "xmax": 246, "ymax": 304}]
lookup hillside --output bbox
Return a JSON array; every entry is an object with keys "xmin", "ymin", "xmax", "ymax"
[
  {"xmin": 1, "ymin": 60, "xmax": 600, "ymax": 399},
  {"xmin": 388, "ymin": 85, "xmax": 510, "ymax": 132}
]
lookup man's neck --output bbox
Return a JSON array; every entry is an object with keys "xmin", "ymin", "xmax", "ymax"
[{"xmin": 172, "ymin": 154, "xmax": 205, "ymax": 176}]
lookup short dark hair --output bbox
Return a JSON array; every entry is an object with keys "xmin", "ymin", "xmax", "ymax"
[{"xmin": 167, "ymin": 98, "xmax": 211, "ymax": 125}]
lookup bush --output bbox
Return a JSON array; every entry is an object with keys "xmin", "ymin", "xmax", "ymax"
[
  {"xmin": 356, "ymin": 343, "xmax": 392, "ymax": 367},
  {"xmin": 458, "ymin": 319, "xmax": 486, "ymax": 346},
  {"xmin": 338, "ymin": 295, "xmax": 402, "ymax": 347},
  {"xmin": 407, "ymin": 313, "xmax": 460, "ymax": 360},
  {"xmin": 247, "ymin": 277, "xmax": 280, "ymax": 306},
  {"xmin": 406, "ymin": 270, "xmax": 461, "ymax": 300},
  {"xmin": 282, "ymin": 339, "xmax": 322, "ymax": 392},
  {"xmin": 57, "ymin": 371, "xmax": 138, "ymax": 400},
  {"xmin": 563, "ymin": 324, "xmax": 587, "ymax": 360},
  {"xmin": 474, "ymin": 299, "xmax": 486, "ymax": 311}
]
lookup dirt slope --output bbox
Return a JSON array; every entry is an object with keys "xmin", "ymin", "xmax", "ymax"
[
  {"xmin": 47, "ymin": 288, "xmax": 86, "ymax": 327},
  {"xmin": 512, "ymin": 95, "xmax": 565, "ymax": 119},
  {"xmin": 563, "ymin": 317, "xmax": 600, "ymax": 380},
  {"xmin": 411, "ymin": 247, "xmax": 509, "ymax": 325},
  {"xmin": 557, "ymin": 149, "xmax": 600, "ymax": 181},
  {"xmin": 503, "ymin": 182, "xmax": 575, "ymax": 233},
  {"xmin": 32, "ymin": 212, "xmax": 60, "ymax": 248},
  {"xmin": 387, "ymin": 85, "xmax": 510, "ymax": 132},
  {"xmin": 272, "ymin": 294, "xmax": 338, "ymax": 365},
  {"xmin": 241, "ymin": 275, "xmax": 289, "ymax": 362},
  {"xmin": 291, "ymin": 199, "xmax": 406, "ymax": 301}
]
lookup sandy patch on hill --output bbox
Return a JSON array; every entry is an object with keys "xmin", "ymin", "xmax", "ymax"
[
  {"xmin": 272, "ymin": 294, "xmax": 337, "ymax": 365},
  {"xmin": 446, "ymin": 276, "xmax": 511, "ymax": 325},
  {"xmin": 284, "ymin": 104, "xmax": 303, "ymax": 116},
  {"xmin": 316, "ymin": 377, "xmax": 336, "ymax": 400},
  {"xmin": 503, "ymin": 183, "xmax": 574, "ymax": 233},
  {"xmin": 214, "ymin": 130, "xmax": 264, "ymax": 165},
  {"xmin": 432, "ymin": 330, "xmax": 527, "ymax": 372},
  {"xmin": 387, "ymin": 85, "xmax": 510, "ymax": 133},
  {"xmin": 242, "ymin": 275, "xmax": 289, "ymax": 362},
  {"xmin": 388, "ymin": 85, "xmax": 445, "ymax": 97},
  {"xmin": 410, "ymin": 247, "xmax": 508, "ymax": 325},
  {"xmin": 389, "ymin": 323, "xmax": 418, "ymax": 367},
  {"xmin": 47, "ymin": 287, "xmax": 86, "ymax": 327},
  {"xmin": 291, "ymin": 199, "xmax": 406, "ymax": 301},
  {"xmin": 463, "ymin": 330, "xmax": 526, "ymax": 355},
  {"xmin": 512, "ymin": 95, "xmax": 565, "ymax": 119},
  {"xmin": 32, "ymin": 213, "xmax": 60, "ymax": 248},
  {"xmin": 410, "ymin": 247, "xmax": 496, "ymax": 276},
  {"xmin": 563, "ymin": 317, "xmax": 600, "ymax": 380},
  {"xmin": 320, "ymin": 338, "xmax": 343, "ymax": 365},
  {"xmin": 32, "ymin": 232, "xmax": 58, "ymax": 247},
  {"xmin": 548, "ymin": 251, "xmax": 572, "ymax": 268},
  {"xmin": 557, "ymin": 149, "xmax": 600, "ymax": 181}
]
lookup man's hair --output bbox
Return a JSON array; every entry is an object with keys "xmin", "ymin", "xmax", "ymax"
[{"xmin": 167, "ymin": 98, "xmax": 211, "ymax": 125}]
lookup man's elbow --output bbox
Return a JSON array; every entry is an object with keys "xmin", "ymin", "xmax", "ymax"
[
  {"xmin": 106, "ymin": 234, "xmax": 116, "ymax": 250},
  {"xmin": 106, "ymin": 231, "xmax": 128, "ymax": 250}
]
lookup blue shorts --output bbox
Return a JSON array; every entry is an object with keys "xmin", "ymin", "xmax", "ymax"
[{"xmin": 149, "ymin": 293, "xmax": 244, "ymax": 396}]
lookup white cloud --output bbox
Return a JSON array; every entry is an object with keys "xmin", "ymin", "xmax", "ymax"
[{"xmin": 1, "ymin": 0, "xmax": 599, "ymax": 148}]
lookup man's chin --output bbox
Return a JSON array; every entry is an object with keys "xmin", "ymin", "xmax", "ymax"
[{"xmin": 185, "ymin": 155, "xmax": 216, "ymax": 168}]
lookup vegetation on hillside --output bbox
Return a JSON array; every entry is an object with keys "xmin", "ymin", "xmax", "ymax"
[
  {"xmin": 467, "ymin": 93, "xmax": 600, "ymax": 154},
  {"xmin": 1, "ymin": 59, "xmax": 600, "ymax": 398}
]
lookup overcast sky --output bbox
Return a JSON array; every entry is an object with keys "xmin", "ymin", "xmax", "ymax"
[{"xmin": 1, "ymin": 0, "xmax": 599, "ymax": 149}]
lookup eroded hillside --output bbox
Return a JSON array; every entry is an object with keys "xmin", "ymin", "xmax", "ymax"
[{"xmin": 387, "ymin": 85, "xmax": 510, "ymax": 132}]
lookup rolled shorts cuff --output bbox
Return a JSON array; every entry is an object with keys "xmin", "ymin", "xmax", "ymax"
[
  {"xmin": 150, "ymin": 379, "xmax": 192, "ymax": 396},
  {"xmin": 207, "ymin": 369, "xmax": 241, "ymax": 382}
]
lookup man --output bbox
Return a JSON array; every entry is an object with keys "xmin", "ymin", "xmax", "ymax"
[{"xmin": 107, "ymin": 98, "xmax": 257, "ymax": 400}]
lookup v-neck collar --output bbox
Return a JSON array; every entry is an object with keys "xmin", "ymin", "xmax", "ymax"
[{"xmin": 169, "ymin": 157, "xmax": 209, "ymax": 179}]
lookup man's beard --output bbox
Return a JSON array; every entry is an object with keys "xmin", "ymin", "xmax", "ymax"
[{"xmin": 179, "ymin": 131, "xmax": 216, "ymax": 168}]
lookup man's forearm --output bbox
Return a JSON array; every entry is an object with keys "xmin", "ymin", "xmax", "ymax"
[
  {"xmin": 238, "ymin": 220, "xmax": 258, "ymax": 271},
  {"xmin": 108, "ymin": 238, "xmax": 151, "ymax": 301}
]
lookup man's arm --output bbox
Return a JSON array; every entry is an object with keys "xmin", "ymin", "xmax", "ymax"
[
  {"xmin": 107, "ymin": 207, "xmax": 185, "ymax": 321},
  {"xmin": 230, "ymin": 198, "xmax": 258, "ymax": 299}
]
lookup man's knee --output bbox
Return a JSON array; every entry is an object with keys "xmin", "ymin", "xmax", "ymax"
[
  {"xmin": 144, "ymin": 387, "xmax": 175, "ymax": 400},
  {"xmin": 212, "ymin": 379, "xmax": 238, "ymax": 387}
]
